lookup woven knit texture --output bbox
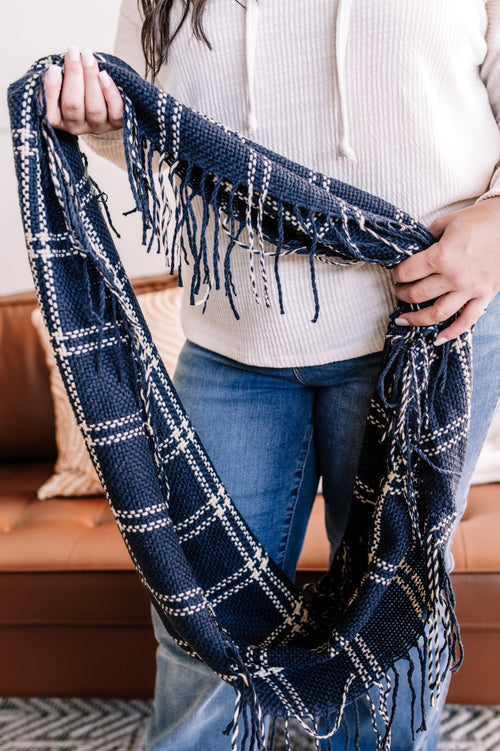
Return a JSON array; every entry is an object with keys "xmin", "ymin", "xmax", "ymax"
[{"xmin": 8, "ymin": 54, "xmax": 472, "ymax": 751}]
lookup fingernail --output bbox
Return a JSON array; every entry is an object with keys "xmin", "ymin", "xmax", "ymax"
[
  {"xmin": 99, "ymin": 70, "xmax": 111, "ymax": 88},
  {"xmin": 395, "ymin": 317, "xmax": 410, "ymax": 326},
  {"xmin": 81, "ymin": 49, "xmax": 94, "ymax": 68},
  {"xmin": 46, "ymin": 64, "xmax": 62, "ymax": 86},
  {"xmin": 67, "ymin": 44, "xmax": 80, "ymax": 61},
  {"xmin": 435, "ymin": 336, "xmax": 448, "ymax": 347}
]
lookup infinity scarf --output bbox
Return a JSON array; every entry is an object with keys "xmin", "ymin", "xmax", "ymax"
[{"xmin": 8, "ymin": 54, "xmax": 471, "ymax": 751}]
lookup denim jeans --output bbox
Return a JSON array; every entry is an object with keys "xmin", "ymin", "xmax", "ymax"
[{"xmin": 146, "ymin": 293, "xmax": 500, "ymax": 751}]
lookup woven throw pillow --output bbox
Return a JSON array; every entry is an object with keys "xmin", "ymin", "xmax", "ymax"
[{"xmin": 32, "ymin": 285, "xmax": 185, "ymax": 499}]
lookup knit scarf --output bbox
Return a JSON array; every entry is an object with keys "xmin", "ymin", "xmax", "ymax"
[{"xmin": 9, "ymin": 54, "xmax": 471, "ymax": 751}]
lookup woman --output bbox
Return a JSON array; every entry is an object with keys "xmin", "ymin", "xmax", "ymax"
[{"xmin": 43, "ymin": 1, "xmax": 500, "ymax": 748}]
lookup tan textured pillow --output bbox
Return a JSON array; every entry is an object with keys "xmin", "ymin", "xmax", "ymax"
[{"xmin": 32, "ymin": 286, "xmax": 186, "ymax": 499}]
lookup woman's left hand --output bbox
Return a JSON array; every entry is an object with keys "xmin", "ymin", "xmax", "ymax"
[{"xmin": 392, "ymin": 196, "xmax": 500, "ymax": 344}]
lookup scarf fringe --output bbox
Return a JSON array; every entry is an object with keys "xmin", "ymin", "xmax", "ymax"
[
  {"xmin": 119, "ymin": 90, "xmax": 426, "ymax": 324},
  {"xmin": 232, "ymin": 619, "xmax": 460, "ymax": 751}
]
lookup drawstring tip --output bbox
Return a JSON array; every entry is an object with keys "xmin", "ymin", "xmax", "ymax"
[
  {"xmin": 337, "ymin": 139, "xmax": 357, "ymax": 162},
  {"xmin": 247, "ymin": 112, "xmax": 258, "ymax": 140}
]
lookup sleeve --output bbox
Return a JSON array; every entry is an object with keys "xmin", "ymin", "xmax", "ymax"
[
  {"xmin": 478, "ymin": 0, "xmax": 500, "ymax": 200},
  {"xmin": 83, "ymin": 0, "xmax": 147, "ymax": 169},
  {"xmin": 114, "ymin": 0, "xmax": 148, "ymax": 79}
]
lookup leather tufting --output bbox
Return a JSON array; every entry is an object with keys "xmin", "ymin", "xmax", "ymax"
[{"xmin": 0, "ymin": 464, "xmax": 133, "ymax": 572}]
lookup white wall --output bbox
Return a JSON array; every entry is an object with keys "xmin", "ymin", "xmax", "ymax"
[{"xmin": 0, "ymin": 0, "xmax": 165, "ymax": 295}]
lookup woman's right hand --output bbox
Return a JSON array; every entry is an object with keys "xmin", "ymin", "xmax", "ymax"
[{"xmin": 43, "ymin": 45, "xmax": 124, "ymax": 135}]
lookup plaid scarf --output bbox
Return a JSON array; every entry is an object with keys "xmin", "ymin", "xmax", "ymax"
[{"xmin": 9, "ymin": 53, "xmax": 471, "ymax": 750}]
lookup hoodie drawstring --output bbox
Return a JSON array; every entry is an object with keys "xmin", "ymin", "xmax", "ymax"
[
  {"xmin": 335, "ymin": 0, "xmax": 356, "ymax": 161},
  {"xmin": 245, "ymin": 0, "xmax": 356, "ymax": 160},
  {"xmin": 246, "ymin": 0, "xmax": 260, "ymax": 138}
]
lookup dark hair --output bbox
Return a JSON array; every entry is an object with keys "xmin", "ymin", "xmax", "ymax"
[{"xmin": 139, "ymin": 0, "xmax": 212, "ymax": 80}]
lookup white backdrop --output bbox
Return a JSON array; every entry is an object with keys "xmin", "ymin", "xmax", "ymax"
[{"xmin": 0, "ymin": 0, "xmax": 165, "ymax": 295}]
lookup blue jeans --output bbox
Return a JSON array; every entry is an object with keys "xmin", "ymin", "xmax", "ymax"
[{"xmin": 146, "ymin": 293, "xmax": 500, "ymax": 751}]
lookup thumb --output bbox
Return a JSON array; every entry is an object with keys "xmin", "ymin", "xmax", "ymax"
[
  {"xmin": 43, "ymin": 65, "xmax": 63, "ymax": 127},
  {"xmin": 427, "ymin": 218, "xmax": 447, "ymax": 241}
]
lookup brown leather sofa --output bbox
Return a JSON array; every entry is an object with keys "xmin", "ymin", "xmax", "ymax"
[{"xmin": 1, "ymin": 275, "xmax": 499, "ymax": 704}]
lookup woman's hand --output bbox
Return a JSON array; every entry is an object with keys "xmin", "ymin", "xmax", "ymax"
[
  {"xmin": 43, "ymin": 45, "xmax": 124, "ymax": 135},
  {"xmin": 392, "ymin": 196, "xmax": 500, "ymax": 344}
]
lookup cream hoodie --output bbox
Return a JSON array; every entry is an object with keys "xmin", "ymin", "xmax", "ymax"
[{"xmin": 87, "ymin": 0, "xmax": 500, "ymax": 366}]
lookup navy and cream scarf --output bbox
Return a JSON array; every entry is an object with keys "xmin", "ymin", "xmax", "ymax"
[{"xmin": 9, "ymin": 54, "xmax": 471, "ymax": 750}]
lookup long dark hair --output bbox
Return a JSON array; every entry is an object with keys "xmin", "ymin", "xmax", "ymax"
[{"xmin": 139, "ymin": 0, "xmax": 212, "ymax": 80}]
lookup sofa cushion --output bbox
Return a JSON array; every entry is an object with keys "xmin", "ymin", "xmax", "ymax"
[
  {"xmin": 0, "ymin": 463, "xmax": 132, "ymax": 571},
  {"xmin": 452, "ymin": 483, "xmax": 500, "ymax": 572},
  {"xmin": 299, "ymin": 483, "xmax": 500, "ymax": 575}
]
